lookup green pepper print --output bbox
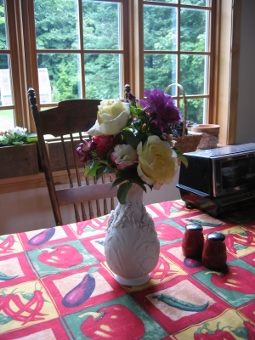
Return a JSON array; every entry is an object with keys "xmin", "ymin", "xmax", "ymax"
[
  {"xmin": 152, "ymin": 294, "xmax": 209, "ymax": 312},
  {"xmin": 0, "ymin": 271, "xmax": 18, "ymax": 281}
]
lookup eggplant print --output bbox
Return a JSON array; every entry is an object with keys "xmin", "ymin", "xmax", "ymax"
[
  {"xmin": 62, "ymin": 273, "xmax": 95, "ymax": 308},
  {"xmin": 28, "ymin": 228, "xmax": 55, "ymax": 246}
]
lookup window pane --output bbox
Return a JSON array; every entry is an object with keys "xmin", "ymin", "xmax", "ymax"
[
  {"xmin": 83, "ymin": 1, "xmax": 120, "ymax": 50},
  {"xmin": 0, "ymin": 55, "xmax": 13, "ymax": 106},
  {"xmin": 145, "ymin": 0, "xmax": 177, "ymax": 3},
  {"xmin": 180, "ymin": 8, "xmax": 208, "ymax": 52},
  {"xmin": 0, "ymin": 0, "xmax": 7, "ymax": 49},
  {"xmin": 144, "ymin": 54, "xmax": 177, "ymax": 90},
  {"xmin": 180, "ymin": 54, "xmax": 206, "ymax": 95},
  {"xmin": 37, "ymin": 53, "xmax": 81, "ymax": 102},
  {"xmin": 0, "ymin": 109, "xmax": 14, "ymax": 131},
  {"xmin": 34, "ymin": 0, "xmax": 79, "ymax": 49},
  {"xmin": 186, "ymin": 98, "xmax": 205, "ymax": 123},
  {"xmin": 85, "ymin": 54, "xmax": 121, "ymax": 98},
  {"xmin": 144, "ymin": 5, "xmax": 177, "ymax": 51},
  {"xmin": 181, "ymin": 0, "xmax": 209, "ymax": 6}
]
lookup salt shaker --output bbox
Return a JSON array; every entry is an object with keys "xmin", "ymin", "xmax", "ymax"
[
  {"xmin": 202, "ymin": 232, "xmax": 227, "ymax": 271},
  {"xmin": 182, "ymin": 223, "xmax": 204, "ymax": 259}
]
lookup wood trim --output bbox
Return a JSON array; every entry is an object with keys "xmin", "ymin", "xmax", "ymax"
[
  {"xmin": 213, "ymin": 0, "xmax": 241, "ymax": 145},
  {"xmin": 0, "ymin": 172, "xmax": 47, "ymax": 194},
  {"xmin": 22, "ymin": 0, "xmax": 40, "ymax": 132},
  {"xmin": 0, "ymin": 169, "xmax": 83, "ymax": 195},
  {"xmin": 228, "ymin": 0, "xmax": 242, "ymax": 145},
  {"xmin": 132, "ymin": 0, "xmax": 144, "ymax": 99}
]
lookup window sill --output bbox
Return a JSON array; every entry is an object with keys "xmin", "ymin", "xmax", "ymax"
[{"xmin": 0, "ymin": 169, "xmax": 85, "ymax": 195}]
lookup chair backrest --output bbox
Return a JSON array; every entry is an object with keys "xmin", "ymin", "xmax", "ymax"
[{"xmin": 27, "ymin": 88, "xmax": 117, "ymax": 226}]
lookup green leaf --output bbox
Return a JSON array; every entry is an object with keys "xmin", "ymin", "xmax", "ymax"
[
  {"xmin": 111, "ymin": 177, "xmax": 126, "ymax": 188},
  {"xmin": 121, "ymin": 130, "xmax": 140, "ymax": 148},
  {"xmin": 12, "ymin": 142, "xmax": 24, "ymax": 146},
  {"xmin": 174, "ymin": 148, "xmax": 188, "ymax": 168},
  {"xmin": 117, "ymin": 181, "xmax": 132, "ymax": 204}
]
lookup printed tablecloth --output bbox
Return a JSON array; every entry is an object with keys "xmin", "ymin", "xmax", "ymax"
[{"xmin": 0, "ymin": 200, "xmax": 255, "ymax": 339}]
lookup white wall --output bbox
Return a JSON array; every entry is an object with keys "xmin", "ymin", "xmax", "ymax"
[
  {"xmin": 236, "ymin": 0, "xmax": 255, "ymax": 144},
  {"xmin": 0, "ymin": 170, "xmax": 181, "ymax": 235}
]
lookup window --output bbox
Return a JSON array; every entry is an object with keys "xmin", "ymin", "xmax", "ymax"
[
  {"xmin": 143, "ymin": 0, "xmax": 212, "ymax": 123},
  {"xmin": 0, "ymin": 0, "xmax": 236, "ymax": 147},
  {"xmin": 0, "ymin": 0, "xmax": 15, "ymax": 130}
]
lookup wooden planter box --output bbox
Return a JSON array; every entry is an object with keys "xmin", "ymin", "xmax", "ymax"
[{"xmin": 0, "ymin": 143, "xmax": 39, "ymax": 179}]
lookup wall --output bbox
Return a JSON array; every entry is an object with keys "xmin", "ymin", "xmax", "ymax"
[
  {"xmin": 1, "ymin": 1, "xmax": 255, "ymax": 235},
  {"xmin": 0, "ymin": 171, "xmax": 181, "ymax": 235},
  {"xmin": 235, "ymin": 0, "xmax": 255, "ymax": 143}
]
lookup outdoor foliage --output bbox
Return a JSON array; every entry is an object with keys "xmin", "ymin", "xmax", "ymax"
[{"xmin": 0, "ymin": 1, "xmax": 208, "ymax": 123}]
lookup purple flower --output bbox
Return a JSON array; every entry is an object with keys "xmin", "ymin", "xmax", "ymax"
[{"xmin": 139, "ymin": 88, "xmax": 182, "ymax": 132}]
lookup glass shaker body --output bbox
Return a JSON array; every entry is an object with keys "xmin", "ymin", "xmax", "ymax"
[
  {"xmin": 202, "ymin": 232, "xmax": 227, "ymax": 271},
  {"xmin": 182, "ymin": 224, "xmax": 204, "ymax": 259}
]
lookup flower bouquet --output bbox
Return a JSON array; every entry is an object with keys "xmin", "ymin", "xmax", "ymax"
[
  {"xmin": 76, "ymin": 87, "xmax": 187, "ymax": 204},
  {"xmin": 0, "ymin": 126, "xmax": 37, "ymax": 147}
]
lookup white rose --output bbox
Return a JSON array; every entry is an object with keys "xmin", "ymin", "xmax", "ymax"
[
  {"xmin": 87, "ymin": 99, "xmax": 130, "ymax": 136},
  {"xmin": 110, "ymin": 144, "xmax": 138, "ymax": 169}
]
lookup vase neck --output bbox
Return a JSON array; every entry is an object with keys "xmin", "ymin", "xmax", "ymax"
[{"xmin": 124, "ymin": 183, "xmax": 144, "ymax": 206}]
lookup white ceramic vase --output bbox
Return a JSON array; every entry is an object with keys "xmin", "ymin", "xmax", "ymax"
[{"xmin": 104, "ymin": 183, "xmax": 160, "ymax": 286}]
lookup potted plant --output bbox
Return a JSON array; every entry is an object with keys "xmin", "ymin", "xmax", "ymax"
[{"xmin": 0, "ymin": 126, "xmax": 39, "ymax": 179}]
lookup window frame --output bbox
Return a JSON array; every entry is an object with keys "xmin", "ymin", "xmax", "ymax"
[{"xmin": 2, "ymin": 0, "xmax": 241, "ymax": 151}]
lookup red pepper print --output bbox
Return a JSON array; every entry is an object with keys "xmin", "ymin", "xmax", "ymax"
[
  {"xmin": 0, "ymin": 290, "xmax": 46, "ymax": 325},
  {"xmin": 81, "ymin": 304, "xmax": 145, "ymax": 339},
  {"xmin": 0, "ymin": 235, "xmax": 15, "ymax": 254},
  {"xmin": 211, "ymin": 265, "xmax": 254, "ymax": 294},
  {"xmin": 226, "ymin": 230, "xmax": 255, "ymax": 254},
  {"xmin": 38, "ymin": 244, "xmax": 83, "ymax": 268}
]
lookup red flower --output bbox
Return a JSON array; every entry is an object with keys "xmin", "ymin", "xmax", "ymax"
[{"xmin": 92, "ymin": 135, "xmax": 117, "ymax": 159}]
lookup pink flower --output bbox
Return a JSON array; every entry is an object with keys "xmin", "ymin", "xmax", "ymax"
[
  {"xmin": 76, "ymin": 140, "xmax": 93, "ymax": 162},
  {"xmin": 110, "ymin": 144, "xmax": 138, "ymax": 169}
]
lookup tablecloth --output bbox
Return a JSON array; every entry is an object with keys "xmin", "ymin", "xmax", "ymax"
[{"xmin": 0, "ymin": 200, "xmax": 255, "ymax": 339}]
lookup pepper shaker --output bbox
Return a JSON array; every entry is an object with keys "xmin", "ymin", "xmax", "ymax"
[
  {"xmin": 202, "ymin": 232, "xmax": 227, "ymax": 271},
  {"xmin": 182, "ymin": 223, "xmax": 204, "ymax": 259}
]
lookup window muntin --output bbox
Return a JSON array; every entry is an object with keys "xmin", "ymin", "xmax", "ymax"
[
  {"xmin": 143, "ymin": 1, "xmax": 212, "ymax": 124},
  {"xmin": 33, "ymin": 0, "xmax": 123, "ymax": 102},
  {"xmin": 0, "ymin": 0, "xmax": 215, "ymax": 132}
]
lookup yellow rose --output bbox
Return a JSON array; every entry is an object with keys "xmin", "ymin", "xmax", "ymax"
[
  {"xmin": 87, "ymin": 99, "xmax": 130, "ymax": 136},
  {"xmin": 137, "ymin": 135, "xmax": 178, "ymax": 189}
]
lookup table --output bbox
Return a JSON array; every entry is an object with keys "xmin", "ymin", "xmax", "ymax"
[{"xmin": 1, "ymin": 200, "xmax": 255, "ymax": 339}]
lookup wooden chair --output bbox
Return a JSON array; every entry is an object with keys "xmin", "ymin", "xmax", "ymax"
[{"xmin": 27, "ymin": 88, "xmax": 117, "ymax": 226}]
